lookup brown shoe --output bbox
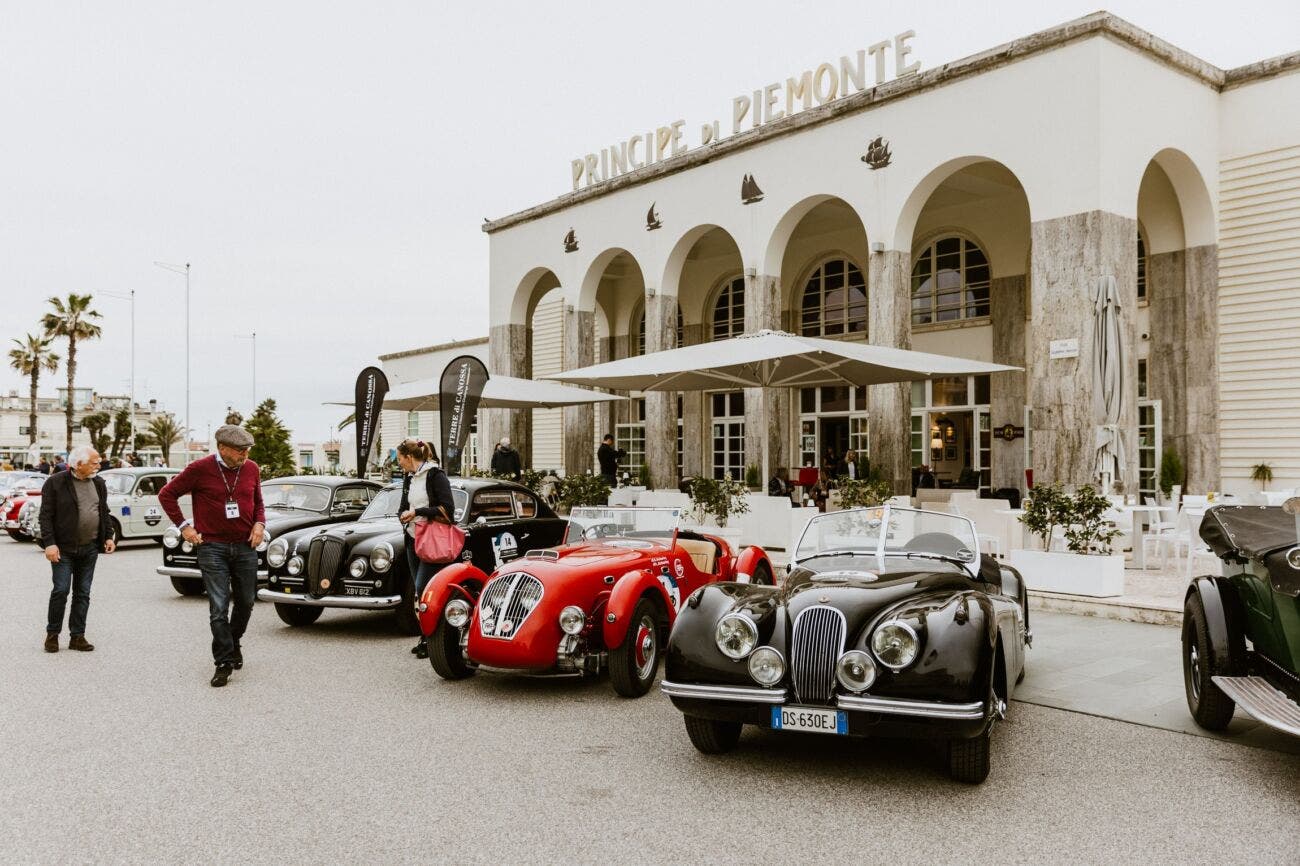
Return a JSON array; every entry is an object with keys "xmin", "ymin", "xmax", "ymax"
[
  {"xmin": 44, "ymin": 632, "xmax": 58, "ymax": 653},
  {"xmin": 68, "ymin": 635, "xmax": 95, "ymax": 652}
]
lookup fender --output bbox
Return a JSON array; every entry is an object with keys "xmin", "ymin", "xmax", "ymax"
[
  {"xmin": 1186, "ymin": 576, "xmax": 1246, "ymax": 673},
  {"xmin": 874, "ymin": 591, "xmax": 999, "ymax": 705},
  {"xmin": 603, "ymin": 569, "xmax": 671, "ymax": 649},
  {"xmin": 417, "ymin": 562, "xmax": 489, "ymax": 637},
  {"xmin": 733, "ymin": 546, "xmax": 771, "ymax": 583}
]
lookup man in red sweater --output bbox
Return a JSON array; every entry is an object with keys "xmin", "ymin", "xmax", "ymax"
[{"xmin": 159, "ymin": 424, "xmax": 266, "ymax": 687}]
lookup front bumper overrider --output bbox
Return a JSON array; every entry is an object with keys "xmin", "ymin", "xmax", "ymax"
[{"xmin": 158, "ymin": 565, "xmax": 269, "ymax": 580}]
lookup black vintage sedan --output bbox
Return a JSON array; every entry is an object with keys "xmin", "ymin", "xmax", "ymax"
[
  {"xmin": 258, "ymin": 477, "xmax": 567, "ymax": 634},
  {"xmin": 661, "ymin": 505, "xmax": 1030, "ymax": 783},
  {"xmin": 156, "ymin": 475, "xmax": 385, "ymax": 596}
]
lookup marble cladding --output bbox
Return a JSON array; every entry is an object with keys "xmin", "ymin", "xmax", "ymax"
[
  {"xmin": 990, "ymin": 274, "xmax": 1027, "ymax": 491},
  {"xmin": 868, "ymin": 250, "xmax": 912, "ymax": 495},
  {"xmin": 743, "ymin": 273, "xmax": 787, "ymax": 478},
  {"xmin": 487, "ymin": 323, "xmax": 532, "ymax": 468},
  {"xmin": 562, "ymin": 308, "xmax": 595, "ymax": 475},
  {"xmin": 1182, "ymin": 244, "xmax": 1219, "ymax": 492},
  {"xmin": 644, "ymin": 293, "xmax": 679, "ymax": 487}
]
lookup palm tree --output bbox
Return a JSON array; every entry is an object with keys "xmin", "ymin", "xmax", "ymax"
[
  {"xmin": 7, "ymin": 333, "xmax": 60, "ymax": 447},
  {"xmin": 147, "ymin": 416, "xmax": 184, "ymax": 465},
  {"xmin": 82, "ymin": 411, "xmax": 112, "ymax": 454},
  {"xmin": 42, "ymin": 294, "xmax": 103, "ymax": 451}
]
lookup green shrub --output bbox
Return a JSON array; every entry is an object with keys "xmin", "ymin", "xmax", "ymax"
[
  {"xmin": 744, "ymin": 464, "xmax": 761, "ymax": 489},
  {"xmin": 835, "ymin": 477, "xmax": 894, "ymax": 509},
  {"xmin": 689, "ymin": 475, "xmax": 751, "ymax": 528},
  {"xmin": 557, "ymin": 473, "xmax": 611, "ymax": 510},
  {"xmin": 1019, "ymin": 483, "xmax": 1120, "ymax": 555},
  {"xmin": 1159, "ymin": 449, "xmax": 1183, "ymax": 498}
]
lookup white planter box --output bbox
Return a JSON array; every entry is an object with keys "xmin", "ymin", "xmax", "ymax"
[{"xmin": 1008, "ymin": 549, "xmax": 1125, "ymax": 598}]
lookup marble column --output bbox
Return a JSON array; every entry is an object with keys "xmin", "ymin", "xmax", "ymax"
[
  {"xmin": 743, "ymin": 273, "xmax": 788, "ymax": 482},
  {"xmin": 868, "ymin": 250, "xmax": 912, "ymax": 495},
  {"xmin": 1148, "ymin": 249, "xmax": 1187, "ymax": 477},
  {"xmin": 1183, "ymin": 244, "xmax": 1219, "ymax": 491},
  {"xmin": 596, "ymin": 334, "xmax": 614, "ymax": 447},
  {"xmin": 488, "ymin": 323, "xmax": 532, "ymax": 469},
  {"xmin": 1027, "ymin": 211, "xmax": 1139, "ymax": 491},
  {"xmin": 680, "ymin": 323, "xmax": 705, "ymax": 480},
  {"xmin": 644, "ymin": 293, "xmax": 679, "ymax": 489},
  {"xmin": 990, "ymin": 274, "xmax": 1027, "ymax": 491},
  {"xmin": 562, "ymin": 307, "xmax": 595, "ymax": 475}
]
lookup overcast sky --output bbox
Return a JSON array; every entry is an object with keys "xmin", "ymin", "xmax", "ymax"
[{"xmin": 3, "ymin": 0, "xmax": 1296, "ymax": 444}]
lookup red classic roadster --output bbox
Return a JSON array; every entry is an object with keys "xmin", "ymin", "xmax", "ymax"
[{"xmin": 417, "ymin": 506, "xmax": 774, "ymax": 697}]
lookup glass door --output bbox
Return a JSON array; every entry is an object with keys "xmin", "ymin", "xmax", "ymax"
[{"xmin": 1138, "ymin": 400, "xmax": 1161, "ymax": 502}]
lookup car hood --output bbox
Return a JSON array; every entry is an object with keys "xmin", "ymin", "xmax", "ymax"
[{"xmin": 505, "ymin": 540, "xmax": 671, "ymax": 583}]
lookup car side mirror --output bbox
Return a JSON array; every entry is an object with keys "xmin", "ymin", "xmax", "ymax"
[{"xmin": 476, "ymin": 516, "xmax": 488, "ymax": 525}]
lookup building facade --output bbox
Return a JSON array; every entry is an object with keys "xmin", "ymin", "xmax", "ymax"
[
  {"xmin": 480, "ymin": 12, "xmax": 1300, "ymax": 498},
  {"xmin": 0, "ymin": 389, "xmax": 173, "ymax": 466}
]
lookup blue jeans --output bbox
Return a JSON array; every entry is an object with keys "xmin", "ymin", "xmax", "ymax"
[
  {"xmin": 405, "ymin": 535, "xmax": 439, "ymax": 600},
  {"xmin": 48, "ymin": 544, "xmax": 98, "ymax": 636},
  {"xmin": 197, "ymin": 542, "xmax": 258, "ymax": 666}
]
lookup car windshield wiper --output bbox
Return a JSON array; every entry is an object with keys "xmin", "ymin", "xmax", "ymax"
[
  {"xmin": 889, "ymin": 550, "xmax": 976, "ymax": 571},
  {"xmin": 795, "ymin": 549, "xmax": 879, "ymax": 563}
]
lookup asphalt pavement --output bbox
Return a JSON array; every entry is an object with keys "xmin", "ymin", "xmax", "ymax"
[{"xmin": 1, "ymin": 539, "xmax": 1297, "ymax": 864}]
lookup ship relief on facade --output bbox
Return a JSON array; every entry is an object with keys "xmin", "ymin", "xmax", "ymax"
[{"xmin": 861, "ymin": 136, "xmax": 892, "ymax": 170}]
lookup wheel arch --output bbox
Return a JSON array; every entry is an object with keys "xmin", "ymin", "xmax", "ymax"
[{"xmin": 1185, "ymin": 576, "xmax": 1247, "ymax": 673}]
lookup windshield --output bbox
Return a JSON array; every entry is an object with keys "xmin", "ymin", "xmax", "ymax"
[
  {"xmin": 794, "ymin": 506, "xmax": 980, "ymax": 572},
  {"xmin": 564, "ymin": 507, "xmax": 682, "ymax": 546},
  {"xmin": 261, "ymin": 483, "xmax": 331, "ymax": 512},
  {"xmin": 360, "ymin": 487, "xmax": 402, "ymax": 520},
  {"xmin": 100, "ymin": 472, "xmax": 135, "ymax": 495}
]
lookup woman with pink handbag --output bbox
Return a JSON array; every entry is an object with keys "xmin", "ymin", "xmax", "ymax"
[{"xmin": 396, "ymin": 439, "xmax": 460, "ymax": 659}]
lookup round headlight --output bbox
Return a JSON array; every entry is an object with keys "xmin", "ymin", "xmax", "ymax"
[
  {"xmin": 163, "ymin": 527, "xmax": 181, "ymax": 548},
  {"xmin": 748, "ymin": 646, "xmax": 784, "ymax": 686},
  {"xmin": 558, "ymin": 605, "xmax": 586, "ymax": 635},
  {"xmin": 871, "ymin": 621, "xmax": 919, "ymax": 671},
  {"xmin": 181, "ymin": 539, "xmax": 194, "ymax": 553},
  {"xmin": 286, "ymin": 555, "xmax": 304, "ymax": 576},
  {"xmin": 266, "ymin": 538, "xmax": 288, "ymax": 568},
  {"xmin": 836, "ymin": 650, "xmax": 877, "ymax": 692},
  {"xmin": 445, "ymin": 598, "xmax": 471, "ymax": 628},
  {"xmin": 370, "ymin": 542, "xmax": 394, "ymax": 573},
  {"xmin": 349, "ymin": 558, "xmax": 367, "ymax": 578},
  {"xmin": 256, "ymin": 532, "xmax": 272, "ymax": 553},
  {"xmin": 715, "ymin": 613, "xmax": 758, "ymax": 660}
]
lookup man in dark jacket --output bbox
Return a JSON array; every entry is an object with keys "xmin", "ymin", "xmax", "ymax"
[
  {"xmin": 489, "ymin": 437, "xmax": 522, "ymax": 480},
  {"xmin": 597, "ymin": 434, "xmax": 625, "ymax": 486},
  {"xmin": 39, "ymin": 446, "xmax": 116, "ymax": 653}
]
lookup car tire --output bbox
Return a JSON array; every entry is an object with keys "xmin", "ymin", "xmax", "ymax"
[
  {"xmin": 274, "ymin": 603, "xmax": 323, "ymax": 627},
  {"xmin": 948, "ymin": 728, "xmax": 991, "ymax": 784},
  {"xmin": 751, "ymin": 560, "xmax": 773, "ymax": 587},
  {"xmin": 428, "ymin": 619, "xmax": 474, "ymax": 680},
  {"xmin": 683, "ymin": 715, "xmax": 742, "ymax": 754},
  {"xmin": 7, "ymin": 529, "xmax": 27, "ymax": 541},
  {"xmin": 169, "ymin": 576, "xmax": 205, "ymax": 596},
  {"xmin": 1182, "ymin": 592, "xmax": 1237, "ymax": 731},
  {"xmin": 609, "ymin": 598, "xmax": 660, "ymax": 698}
]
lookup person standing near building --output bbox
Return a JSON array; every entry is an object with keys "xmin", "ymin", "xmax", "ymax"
[
  {"xmin": 490, "ymin": 437, "xmax": 522, "ymax": 480},
  {"xmin": 158, "ymin": 425, "xmax": 265, "ymax": 688},
  {"xmin": 597, "ymin": 434, "xmax": 625, "ymax": 486},
  {"xmin": 39, "ymin": 446, "xmax": 115, "ymax": 653},
  {"xmin": 37, "ymin": 457, "xmax": 50, "ymax": 475},
  {"xmin": 396, "ymin": 438, "xmax": 456, "ymax": 659}
]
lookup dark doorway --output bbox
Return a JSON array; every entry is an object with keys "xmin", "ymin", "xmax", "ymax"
[{"xmin": 820, "ymin": 417, "xmax": 849, "ymax": 474}]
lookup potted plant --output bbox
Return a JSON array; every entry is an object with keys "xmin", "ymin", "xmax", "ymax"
[
  {"xmin": 835, "ymin": 477, "xmax": 894, "ymax": 509},
  {"xmin": 637, "ymin": 463, "xmax": 652, "ymax": 489},
  {"xmin": 1159, "ymin": 449, "xmax": 1183, "ymax": 501},
  {"xmin": 1009, "ymin": 483, "xmax": 1124, "ymax": 597},
  {"xmin": 684, "ymin": 476, "xmax": 749, "ymax": 547},
  {"xmin": 1251, "ymin": 462, "xmax": 1274, "ymax": 492},
  {"xmin": 555, "ymin": 472, "xmax": 611, "ymax": 515},
  {"xmin": 744, "ymin": 463, "xmax": 761, "ymax": 491}
]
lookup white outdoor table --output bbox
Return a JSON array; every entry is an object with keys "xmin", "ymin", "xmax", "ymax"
[{"xmin": 1113, "ymin": 505, "xmax": 1161, "ymax": 569}]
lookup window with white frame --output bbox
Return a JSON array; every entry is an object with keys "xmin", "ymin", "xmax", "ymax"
[
  {"xmin": 800, "ymin": 258, "xmax": 867, "ymax": 337},
  {"xmin": 1138, "ymin": 401, "xmax": 1161, "ymax": 502},
  {"xmin": 299, "ymin": 451, "xmax": 313, "ymax": 468},
  {"xmin": 616, "ymin": 399, "xmax": 647, "ymax": 479},
  {"xmin": 634, "ymin": 302, "xmax": 684, "ymax": 356},
  {"xmin": 710, "ymin": 391, "xmax": 745, "ymax": 481},
  {"xmin": 910, "ymin": 236, "xmax": 990, "ymax": 326},
  {"xmin": 797, "ymin": 386, "xmax": 869, "ymax": 469},
  {"xmin": 711, "ymin": 276, "xmax": 745, "ymax": 341},
  {"xmin": 407, "ymin": 412, "xmax": 419, "ymax": 437}
]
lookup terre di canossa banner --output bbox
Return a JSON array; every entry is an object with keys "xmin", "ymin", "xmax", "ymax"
[
  {"xmin": 354, "ymin": 366, "xmax": 389, "ymax": 475},
  {"xmin": 439, "ymin": 355, "xmax": 489, "ymax": 476}
]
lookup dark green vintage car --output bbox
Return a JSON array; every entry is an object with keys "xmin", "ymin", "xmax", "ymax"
[{"xmin": 1183, "ymin": 501, "xmax": 1300, "ymax": 737}]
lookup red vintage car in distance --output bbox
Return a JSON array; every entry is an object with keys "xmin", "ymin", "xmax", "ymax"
[{"xmin": 417, "ymin": 506, "xmax": 774, "ymax": 697}]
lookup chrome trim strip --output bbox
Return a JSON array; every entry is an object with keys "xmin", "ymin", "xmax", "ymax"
[
  {"xmin": 836, "ymin": 693, "xmax": 985, "ymax": 719},
  {"xmin": 158, "ymin": 566, "xmax": 268, "ymax": 579},
  {"xmin": 660, "ymin": 680, "xmax": 788, "ymax": 704},
  {"xmin": 255, "ymin": 589, "xmax": 402, "ymax": 610}
]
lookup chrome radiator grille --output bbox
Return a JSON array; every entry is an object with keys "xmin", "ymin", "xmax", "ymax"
[
  {"xmin": 477, "ymin": 572, "xmax": 544, "ymax": 639},
  {"xmin": 791, "ymin": 605, "xmax": 847, "ymax": 704},
  {"xmin": 307, "ymin": 536, "xmax": 345, "ymax": 596}
]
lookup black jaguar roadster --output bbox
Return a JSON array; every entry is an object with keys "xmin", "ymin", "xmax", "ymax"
[{"xmin": 661, "ymin": 505, "xmax": 1030, "ymax": 783}]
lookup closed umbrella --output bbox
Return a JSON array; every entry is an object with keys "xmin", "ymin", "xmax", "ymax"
[
  {"xmin": 1092, "ymin": 275, "xmax": 1125, "ymax": 489},
  {"xmin": 547, "ymin": 329, "xmax": 1019, "ymax": 485}
]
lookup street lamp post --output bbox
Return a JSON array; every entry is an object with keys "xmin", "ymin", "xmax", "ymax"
[
  {"xmin": 235, "ymin": 331, "xmax": 256, "ymax": 408},
  {"xmin": 101, "ymin": 290, "xmax": 136, "ymax": 460},
  {"xmin": 153, "ymin": 261, "xmax": 190, "ymax": 463}
]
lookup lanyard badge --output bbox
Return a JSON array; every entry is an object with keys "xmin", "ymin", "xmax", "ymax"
[{"xmin": 220, "ymin": 461, "xmax": 243, "ymax": 520}]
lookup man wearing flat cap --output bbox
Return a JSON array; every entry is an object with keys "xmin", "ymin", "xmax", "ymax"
[{"xmin": 159, "ymin": 424, "xmax": 266, "ymax": 687}]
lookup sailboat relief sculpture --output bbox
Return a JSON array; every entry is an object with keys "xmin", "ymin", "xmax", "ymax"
[
  {"xmin": 740, "ymin": 174, "xmax": 764, "ymax": 204},
  {"xmin": 646, "ymin": 202, "xmax": 662, "ymax": 231},
  {"xmin": 563, "ymin": 228, "xmax": 578, "ymax": 253},
  {"xmin": 861, "ymin": 136, "xmax": 892, "ymax": 170}
]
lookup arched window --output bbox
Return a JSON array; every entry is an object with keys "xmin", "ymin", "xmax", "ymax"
[
  {"xmin": 910, "ymin": 236, "xmax": 990, "ymax": 326},
  {"xmin": 711, "ymin": 275, "xmax": 745, "ymax": 341},
  {"xmin": 634, "ymin": 302, "xmax": 684, "ymax": 356},
  {"xmin": 800, "ymin": 258, "xmax": 867, "ymax": 337},
  {"xmin": 1136, "ymin": 229, "xmax": 1147, "ymax": 301}
]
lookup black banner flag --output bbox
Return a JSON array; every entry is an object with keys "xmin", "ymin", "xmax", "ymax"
[
  {"xmin": 439, "ymin": 355, "xmax": 489, "ymax": 476},
  {"xmin": 354, "ymin": 366, "xmax": 389, "ymax": 475}
]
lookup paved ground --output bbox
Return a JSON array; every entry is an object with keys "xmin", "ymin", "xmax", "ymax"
[{"xmin": 2, "ymin": 540, "xmax": 1297, "ymax": 864}]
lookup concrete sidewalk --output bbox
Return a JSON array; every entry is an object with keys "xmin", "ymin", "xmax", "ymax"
[{"xmin": 1021, "ymin": 611, "xmax": 1299, "ymax": 755}]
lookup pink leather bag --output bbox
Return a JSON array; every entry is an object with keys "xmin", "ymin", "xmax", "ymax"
[{"xmin": 413, "ymin": 516, "xmax": 465, "ymax": 564}]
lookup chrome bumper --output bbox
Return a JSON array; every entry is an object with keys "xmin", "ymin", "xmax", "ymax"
[
  {"xmin": 256, "ymin": 589, "xmax": 403, "ymax": 610},
  {"xmin": 157, "ymin": 566, "xmax": 269, "ymax": 580},
  {"xmin": 660, "ymin": 679, "xmax": 986, "ymax": 720}
]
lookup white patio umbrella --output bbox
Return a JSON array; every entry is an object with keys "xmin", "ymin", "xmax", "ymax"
[
  {"xmin": 379, "ymin": 374, "xmax": 625, "ymax": 411},
  {"xmin": 1092, "ymin": 276, "xmax": 1125, "ymax": 489},
  {"xmin": 547, "ymin": 329, "xmax": 1019, "ymax": 483}
]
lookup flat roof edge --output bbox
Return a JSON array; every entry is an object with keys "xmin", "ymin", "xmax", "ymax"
[{"xmin": 378, "ymin": 336, "xmax": 489, "ymax": 362}]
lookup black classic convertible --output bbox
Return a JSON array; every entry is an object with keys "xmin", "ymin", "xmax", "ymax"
[
  {"xmin": 157, "ymin": 475, "xmax": 385, "ymax": 596},
  {"xmin": 661, "ymin": 505, "xmax": 1030, "ymax": 783},
  {"xmin": 258, "ymin": 477, "xmax": 567, "ymax": 633}
]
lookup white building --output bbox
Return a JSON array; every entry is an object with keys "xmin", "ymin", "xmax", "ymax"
[
  {"xmin": 0, "ymin": 388, "xmax": 173, "ymax": 466},
  {"xmin": 477, "ymin": 11, "xmax": 1300, "ymax": 499}
]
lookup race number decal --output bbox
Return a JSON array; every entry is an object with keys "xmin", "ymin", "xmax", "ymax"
[
  {"xmin": 144, "ymin": 506, "xmax": 163, "ymax": 527},
  {"xmin": 657, "ymin": 571, "xmax": 681, "ymax": 612},
  {"xmin": 493, "ymin": 531, "xmax": 519, "ymax": 568}
]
